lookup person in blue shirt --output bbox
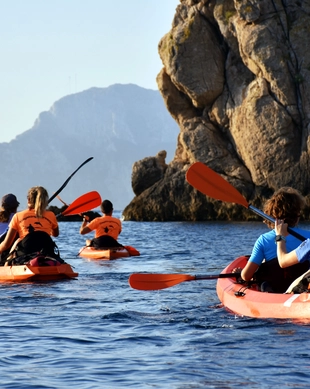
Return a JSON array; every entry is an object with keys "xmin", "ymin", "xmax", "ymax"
[
  {"xmin": 0, "ymin": 194, "xmax": 20, "ymax": 263},
  {"xmin": 276, "ymin": 218, "xmax": 310, "ymax": 266},
  {"xmin": 235, "ymin": 187, "xmax": 310, "ymax": 292},
  {"xmin": 0, "ymin": 194, "xmax": 20, "ymax": 240},
  {"xmin": 275, "ymin": 218, "xmax": 310, "ymax": 293}
]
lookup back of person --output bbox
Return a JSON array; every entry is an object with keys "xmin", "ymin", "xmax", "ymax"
[
  {"xmin": 10, "ymin": 208, "xmax": 57, "ymax": 240},
  {"xmin": 238, "ymin": 187, "xmax": 310, "ymax": 292},
  {"xmin": 80, "ymin": 199, "xmax": 123, "ymax": 248},
  {"xmin": 88, "ymin": 215, "xmax": 121, "ymax": 240},
  {"xmin": 250, "ymin": 228, "xmax": 310, "ymax": 264},
  {"xmin": 0, "ymin": 186, "xmax": 59, "ymax": 264},
  {"xmin": 0, "ymin": 193, "xmax": 20, "ymax": 238}
]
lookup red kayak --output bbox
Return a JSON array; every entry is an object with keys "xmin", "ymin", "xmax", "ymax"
[
  {"xmin": 217, "ymin": 255, "xmax": 310, "ymax": 320},
  {"xmin": 78, "ymin": 245, "xmax": 140, "ymax": 260}
]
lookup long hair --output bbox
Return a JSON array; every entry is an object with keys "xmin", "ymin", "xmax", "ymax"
[
  {"xmin": 27, "ymin": 186, "xmax": 49, "ymax": 218},
  {"xmin": 263, "ymin": 187, "xmax": 305, "ymax": 228},
  {"xmin": 0, "ymin": 208, "xmax": 13, "ymax": 223}
]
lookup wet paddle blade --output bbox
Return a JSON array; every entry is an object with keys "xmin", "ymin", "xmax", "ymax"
[
  {"xmin": 129, "ymin": 274, "xmax": 196, "ymax": 290},
  {"xmin": 61, "ymin": 191, "xmax": 102, "ymax": 216},
  {"xmin": 129, "ymin": 273, "xmax": 240, "ymax": 290},
  {"xmin": 186, "ymin": 162, "xmax": 249, "ymax": 208}
]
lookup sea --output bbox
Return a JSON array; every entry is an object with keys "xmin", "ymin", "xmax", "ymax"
[{"xmin": 1, "ymin": 214, "xmax": 310, "ymax": 389}]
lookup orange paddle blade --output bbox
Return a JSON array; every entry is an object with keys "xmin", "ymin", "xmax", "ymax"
[
  {"xmin": 61, "ymin": 191, "xmax": 102, "ymax": 216},
  {"xmin": 186, "ymin": 162, "xmax": 249, "ymax": 208},
  {"xmin": 129, "ymin": 274, "xmax": 196, "ymax": 290}
]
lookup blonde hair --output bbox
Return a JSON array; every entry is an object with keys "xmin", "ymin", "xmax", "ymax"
[{"xmin": 27, "ymin": 186, "xmax": 49, "ymax": 218}]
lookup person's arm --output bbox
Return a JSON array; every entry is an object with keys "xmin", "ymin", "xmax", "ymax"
[
  {"xmin": 275, "ymin": 219, "xmax": 299, "ymax": 268},
  {"xmin": 51, "ymin": 226, "xmax": 59, "ymax": 237},
  {"xmin": 80, "ymin": 216, "xmax": 91, "ymax": 235},
  {"xmin": 241, "ymin": 261, "xmax": 260, "ymax": 281},
  {"xmin": 0, "ymin": 228, "xmax": 18, "ymax": 253}
]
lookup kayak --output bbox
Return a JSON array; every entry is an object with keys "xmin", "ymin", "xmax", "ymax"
[
  {"xmin": 216, "ymin": 255, "xmax": 310, "ymax": 320},
  {"xmin": 78, "ymin": 245, "xmax": 140, "ymax": 260},
  {"xmin": 0, "ymin": 263, "xmax": 78, "ymax": 282}
]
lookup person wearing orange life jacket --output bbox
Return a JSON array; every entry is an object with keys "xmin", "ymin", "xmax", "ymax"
[
  {"xmin": 0, "ymin": 186, "xmax": 59, "ymax": 262},
  {"xmin": 80, "ymin": 199, "xmax": 123, "ymax": 248}
]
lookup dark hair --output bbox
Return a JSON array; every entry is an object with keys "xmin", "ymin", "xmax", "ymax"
[
  {"xmin": 101, "ymin": 200, "xmax": 113, "ymax": 214},
  {"xmin": 0, "ymin": 209, "xmax": 13, "ymax": 223},
  {"xmin": 263, "ymin": 187, "xmax": 305, "ymax": 228},
  {"xmin": 0, "ymin": 194, "xmax": 19, "ymax": 222}
]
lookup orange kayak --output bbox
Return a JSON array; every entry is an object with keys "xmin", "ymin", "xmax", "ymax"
[
  {"xmin": 0, "ymin": 263, "xmax": 78, "ymax": 282},
  {"xmin": 216, "ymin": 255, "xmax": 310, "ymax": 320},
  {"xmin": 78, "ymin": 245, "xmax": 140, "ymax": 260}
]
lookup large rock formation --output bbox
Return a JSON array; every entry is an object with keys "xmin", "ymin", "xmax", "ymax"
[{"xmin": 123, "ymin": 0, "xmax": 310, "ymax": 221}]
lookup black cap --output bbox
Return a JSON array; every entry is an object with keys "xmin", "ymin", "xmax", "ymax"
[{"xmin": 1, "ymin": 194, "xmax": 20, "ymax": 208}]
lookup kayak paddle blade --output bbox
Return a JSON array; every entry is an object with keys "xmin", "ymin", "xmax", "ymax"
[
  {"xmin": 186, "ymin": 162, "xmax": 249, "ymax": 208},
  {"xmin": 60, "ymin": 191, "xmax": 102, "ymax": 216}
]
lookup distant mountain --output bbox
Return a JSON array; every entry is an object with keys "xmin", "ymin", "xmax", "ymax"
[{"xmin": 0, "ymin": 84, "xmax": 179, "ymax": 210}]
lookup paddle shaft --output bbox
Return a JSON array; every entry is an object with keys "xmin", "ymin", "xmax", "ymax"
[
  {"xmin": 248, "ymin": 205, "xmax": 306, "ymax": 242},
  {"xmin": 48, "ymin": 157, "xmax": 94, "ymax": 204},
  {"xmin": 186, "ymin": 162, "xmax": 306, "ymax": 242},
  {"xmin": 195, "ymin": 273, "xmax": 240, "ymax": 280},
  {"xmin": 56, "ymin": 195, "xmax": 68, "ymax": 206}
]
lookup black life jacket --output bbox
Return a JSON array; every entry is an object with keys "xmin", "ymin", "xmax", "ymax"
[
  {"xmin": 14, "ymin": 231, "xmax": 60, "ymax": 259},
  {"xmin": 91, "ymin": 235, "xmax": 123, "ymax": 249},
  {"xmin": 254, "ymin": 257, "xmax": 310, "ymax": 293}
]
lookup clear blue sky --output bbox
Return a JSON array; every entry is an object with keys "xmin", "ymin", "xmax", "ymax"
[{"xmin": 0, "ymin": 0, "xmax": 179, "ymax": 142}]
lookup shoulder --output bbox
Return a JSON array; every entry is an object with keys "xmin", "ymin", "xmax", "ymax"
[
  {"xmin": 255, "ymin": 230, "xmax": 274, "ymax": 245},
  {"xmin": 44, "ymin": 210, "xmax": 57, "ymax": 220},
  {"xmin": 12, "ymin": 209, "xmax": 27, "ymax": 220}
]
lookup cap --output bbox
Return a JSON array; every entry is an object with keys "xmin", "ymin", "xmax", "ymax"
[{"xmin": 1, "ymin": 194, "xmax": 20, "ymax": 209}]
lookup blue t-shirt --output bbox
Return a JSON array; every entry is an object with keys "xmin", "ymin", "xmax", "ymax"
[
  {"xmin": 249, "ymin": 227, "xmax": 310, "ymax": 266},
  {"xmin": 0, "ymin": 213, "xmax": 14, "ymax": 237},
  {"xmin": 295, "ymin": 239, "xmax": 310, "ymax": 263}
]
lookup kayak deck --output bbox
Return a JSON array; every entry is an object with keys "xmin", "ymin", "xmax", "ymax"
[
  {"xmin": 216, "ymin": 255, "xmax": 310, "ymax": 320},
  {"xmin": 0, "ymin": 263, "xmax": 78, "ymax": 282},
  {"xmin": 78, "ymin": 245, "xmax": 139, "ymax": 260}
]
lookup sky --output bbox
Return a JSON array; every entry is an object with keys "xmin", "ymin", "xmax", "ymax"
[{"xmin": 0, "ymin": 0, "xmax": 179, "ymax": 143}]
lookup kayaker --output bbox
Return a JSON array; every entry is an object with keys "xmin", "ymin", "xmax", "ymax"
[
  {"xmin": 0, "ymin": 194, "xmax": 20, "ymax": 239},
  {"xmin": 80, "ymin": 199, "xmax": 123, "ymax": 248},
  {"xmin": 275, "ymin": 218, "xmax": 310, "ymax": 293},
  {"xmin": 0, "ymin": 186, "xmax": 59, "ymax": 263},
  {"xmin": 233, "ymin": 187, "xmax": 310, "ymax": 293}
]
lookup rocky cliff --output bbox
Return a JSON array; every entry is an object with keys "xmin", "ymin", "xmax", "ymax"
[{"xmin": 123, "ymin": 0, "xmax": 310, "ymax": 221}]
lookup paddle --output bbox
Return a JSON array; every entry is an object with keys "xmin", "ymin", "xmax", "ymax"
[
  {"xmin": 57, "ymin": 191, "xmax": 102, "ymax": 217},
  {"xmin": 186, "ymin": 162, "xmax": 306, "ymax": 242},
  {"xmin": 48, "ymin": 157, "xmax": 94, "ymax": 204},
  {"xmin": 129, "ymin": 272, "xmax": 240, "ymax": 290},
  {"xmin": 56, "ymin": 195, "xmax": 67, "ymax": 206}
]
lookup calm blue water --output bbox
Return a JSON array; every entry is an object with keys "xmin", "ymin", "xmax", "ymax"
[{"xmin": 1, "ymin": 217, "xmax": 310, "ymax": 389}]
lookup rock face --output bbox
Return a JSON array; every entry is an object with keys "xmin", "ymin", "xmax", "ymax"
[{"xmin": 123, "ymin": 0, "xmax": 310, "ymax": 221}]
